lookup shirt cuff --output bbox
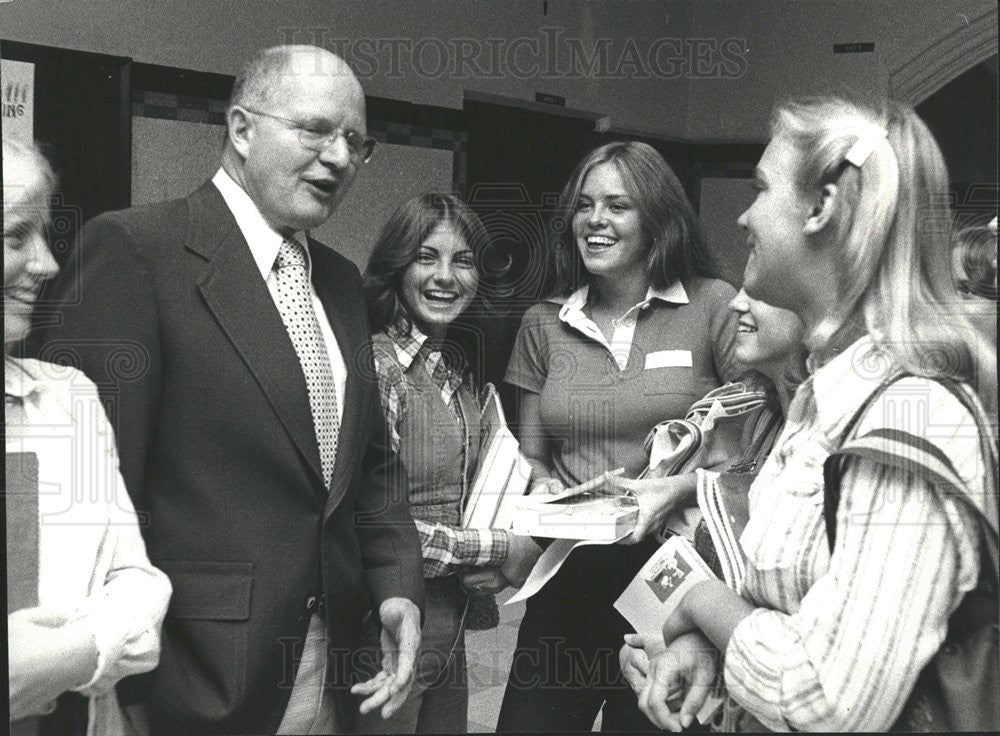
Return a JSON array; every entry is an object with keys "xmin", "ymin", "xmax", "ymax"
[
  {"xmin": 455, "ymin": 526, "xmax": 509, "ymax": 568},
  {"xmin": 66, "ymin": 610, "xmax": 109, "ymax": 693},
  {"xmin": 723, "ymin": 608, "xmax": 795, "ymax": 732}
]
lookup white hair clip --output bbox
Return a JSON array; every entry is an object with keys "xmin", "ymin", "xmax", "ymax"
[{"xmin": 844, "ymin": 127, "xmax": 888, "ymax": 168}]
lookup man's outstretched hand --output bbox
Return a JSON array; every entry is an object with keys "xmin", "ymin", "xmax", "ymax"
[{"xmin": 350, "ymin": 597, "xmax": 421, "ymax": 719}]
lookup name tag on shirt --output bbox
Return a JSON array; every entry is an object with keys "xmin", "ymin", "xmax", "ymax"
[{"xmin": 644, "ymin": 350, "xmax": 693, "ymax": 370}]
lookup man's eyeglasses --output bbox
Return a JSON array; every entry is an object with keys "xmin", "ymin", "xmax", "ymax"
[{"xmin": 241, "ymin": 107, "xmax": 377, "ymax": 164}]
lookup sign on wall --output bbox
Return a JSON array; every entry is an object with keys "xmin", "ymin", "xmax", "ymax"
[{"xmin": 1, "ymin": 58, "xmax": 34, "ymax": 141}]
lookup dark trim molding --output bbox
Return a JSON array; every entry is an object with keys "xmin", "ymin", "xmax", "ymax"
[
  {"xmin": 463, "ymin": 88, "xmax": 605, "ymax": 122},
  {"xmin": 131, "ymin": 62, "xmax": 234, "ymax": 100},
  {"xmin": 367, "ymin": 95, "xmax": 465, "ymax": 130},
  {"xmin": 119, "ymin": 61, "xmax": 132, "ymax": 205}
]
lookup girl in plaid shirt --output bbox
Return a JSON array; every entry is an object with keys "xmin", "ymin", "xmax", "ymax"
[{"xmin": 356, "ymin": 193, "xmax": 541, "ymax": 733}]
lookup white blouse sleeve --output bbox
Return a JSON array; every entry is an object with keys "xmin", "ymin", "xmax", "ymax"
[
  {"xmin": 724, "ymin": 381, "xmax": 984, "ymax": 731},
  {"xmin": 63, "ymin": 380, "xmax": 172, "ymax": 696}
]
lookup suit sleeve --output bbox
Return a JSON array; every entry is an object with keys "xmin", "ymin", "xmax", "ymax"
[{"xmin": 29, "ymin": 213, "xmax": 162, "ymax": 511}]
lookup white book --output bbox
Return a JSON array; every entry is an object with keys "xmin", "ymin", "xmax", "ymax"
[
  {"xmin": 614, "ymin": 534, "xmax": 724, "ymax": 725},
  {"xmin": 508, "ymin": 469, "xmax": 636, "ymax": 541},
  {"xmin": 510, "ymin": 493, "xmax": 638, "ymax": 541},
  {"xmin": 462, "ymin": 384, "xmax": 531, "ymax": 529}
]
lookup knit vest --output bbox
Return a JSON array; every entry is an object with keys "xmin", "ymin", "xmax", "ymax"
[{"xmin": 374, "ymin": 333, "xmax": 481, "ymax": 526}]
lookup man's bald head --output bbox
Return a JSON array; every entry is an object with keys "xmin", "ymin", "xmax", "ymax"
[
  {"xmin": 229, "ymin": 45, "xmax": 361, "ymax": 112},
  {"xmin": 222, "ymin": 44, "xmax": 369, "ymax": 233}
]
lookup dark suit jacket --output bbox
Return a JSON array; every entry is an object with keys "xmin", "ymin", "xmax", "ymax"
[{"xmin": 30, "ymin": 182, "xmax": 424, "ymax": 734}]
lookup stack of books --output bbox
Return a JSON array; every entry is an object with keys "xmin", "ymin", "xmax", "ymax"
[{"xmin": 462, "ymin": 387, "xmax": 640, "ymax": 542}]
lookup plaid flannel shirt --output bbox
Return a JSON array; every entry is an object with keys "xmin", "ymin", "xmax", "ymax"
[{"xmin": 374, "ymin": 320, "xmax": 509, "ymax": 578}]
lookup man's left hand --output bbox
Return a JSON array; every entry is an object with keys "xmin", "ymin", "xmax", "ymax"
[{"xmin": 350, "ymin": 597, "xmax": 421, "ymax": 719}]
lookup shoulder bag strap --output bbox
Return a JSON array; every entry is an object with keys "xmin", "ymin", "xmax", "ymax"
[
  {"xmin": 822, "ymin": 372, "xmax": 905, "ymax": 552},
  {"xmin": 823, "ymin": 375, "xmax": 999, "ymax": 590}
]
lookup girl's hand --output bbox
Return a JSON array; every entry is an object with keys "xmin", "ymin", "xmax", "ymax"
[
  {"xmin": 8, "ymin": 607, "xmax": 98, "ymax": 721},
  {"xmin": 607, "ymin": 474, "xmax": 690, "ymax": 544},
  {"xmin": 620, "ymin": 632, "xmax": 667, "ymax": 695},
  {"xmin": 458, "ymin": 568, "xmax": 509, "ymax": 595},
  {"xmin": 528, "ymin": 476, "xmax": 565, "ymax": 495},
  {"xmin": 638, "ymin": 631, "xmax": 718, "ymax": 731},
  {"xmin": 500, "ymin": 534, "xmax": 543, "ymax": 588}
]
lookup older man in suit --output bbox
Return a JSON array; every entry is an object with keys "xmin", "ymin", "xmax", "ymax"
[{"xmin": 30, "ymin": 45, "xmax": 424, "ymax": 734}]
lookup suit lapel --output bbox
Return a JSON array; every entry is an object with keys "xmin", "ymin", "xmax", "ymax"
[
  {"xmin": 186, "ymin": 183, "xmax": 327, "ymax": 492},
  {"xmin": 309, "ymin": 239, "xmax": 371, "ymax": 512}
]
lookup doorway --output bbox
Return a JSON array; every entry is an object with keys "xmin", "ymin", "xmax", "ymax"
[
  {"xmin": 463, "ymin": 95, "xmax": 597, "ymax": 419},
  {"xmin": 916, "ymin": 55, "xmax": 998, "ymax": 228}
]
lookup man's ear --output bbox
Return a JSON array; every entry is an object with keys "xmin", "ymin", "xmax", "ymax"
[
  {"xmin": 227, "ymin": 106, "xmax": 253, "ymax": 158},
  {"xmin": 803, "ymin": 183, "xmax": 838, "ymax": 235}
]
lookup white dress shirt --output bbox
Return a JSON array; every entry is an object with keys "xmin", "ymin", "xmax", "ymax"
[{"xmin": 212, "ymin": 168, "xmax": 347, "ymax": 404}]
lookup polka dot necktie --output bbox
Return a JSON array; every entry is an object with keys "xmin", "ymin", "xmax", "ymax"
[{"xmin": 273, "ymin": 238, "xmax": 339, "ymax": 487}]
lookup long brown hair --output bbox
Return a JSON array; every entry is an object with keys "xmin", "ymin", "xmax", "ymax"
[
  {"xmin": 364, "ymin": 192, "xmax": 492, "ymax": 334},
  {"xmin": 549, "ymin": 141, "xmax": 716, "ymax": 295}
]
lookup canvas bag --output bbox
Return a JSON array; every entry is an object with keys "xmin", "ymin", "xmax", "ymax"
[
  {"xmin": 641, "ymin": 380, "xmax": 772, "ymax": 539},
  {"xmin": 823, "ymin": 375, "xmax": 999, "ymax": 732}
]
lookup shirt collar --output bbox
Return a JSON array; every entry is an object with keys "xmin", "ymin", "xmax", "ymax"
[
  {"xmin": 808, "ymin": 334, "xmax": 893, "ymax": 435},
  {"xmin": 212, "ymin": 168, "xmax": 311, "ymax": 279},
  {"xmin": 5, "ymin": 357, "xmax": 43, "ymax": 401},
  {"xmin": 385, "ymin": 318, "xmax": 431, "ymax": 371},
  {"xmin": 384, "ymin": 318, "xmax": 466, "ymax": 401},
  {"xmin": 546, "ymin": 281, "xmax": 689, "ymax": 321}
]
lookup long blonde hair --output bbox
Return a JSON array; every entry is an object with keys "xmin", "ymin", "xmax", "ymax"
[{"xmin": 773, "ymin": 96, "xmax": 995, "ymax": 392}]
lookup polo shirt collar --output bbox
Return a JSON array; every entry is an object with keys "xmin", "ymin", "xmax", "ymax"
[
  {"xmin": 212, "ymin": 168, "xmax": 311, "ymax": 279},
  {"xmin": 547, "ymin": 281, "xmax": 689, "ymax": 322}
]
